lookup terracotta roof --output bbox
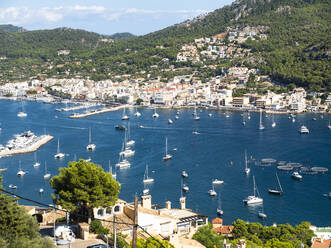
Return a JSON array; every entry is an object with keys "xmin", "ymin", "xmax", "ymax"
[
  {"xmin": 212, "ymin": 218, "xmax": 223, "ymax": 225},
  {"xmin": 212, "ymin": 225, "xmax": 234, "ymax": 235},
  {"xmin": 312, "ymin": 239, "xmax": 331, "ymax": 248}
]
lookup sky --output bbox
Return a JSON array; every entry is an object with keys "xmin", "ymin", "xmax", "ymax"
[{"xmin": 0, "ymin": 0, "xmax": 234, "ymax": 35}]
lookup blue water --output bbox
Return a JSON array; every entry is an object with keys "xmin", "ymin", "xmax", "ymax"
[{"xmin": 0, "ymin": 100, "xmax": 330, "ymax": 226}]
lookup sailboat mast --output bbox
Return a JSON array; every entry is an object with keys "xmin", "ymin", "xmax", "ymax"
[
  {"xmin": 276, "ymin": 173, "xmax": 283, "ymax": 192},
  {"xmin": 165, "ymin": 137, "xmax": 168, "ymax": 155},
  {"xmin": 57, "ymin": 139, "xmax": 60, "ymax": 153},
  {"xmin": 245, "ymin": 150, "xmax": 248, "ymax": 169},
  {"xmin": 253, "ymin": 176, "xmax": 256, "ymax": 196},
  {"xmin": 89, "ymin": 128, "xmax": 92, "ymax": 144}
]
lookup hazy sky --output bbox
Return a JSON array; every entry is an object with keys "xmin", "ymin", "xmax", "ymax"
[{"xmin": 0, "ymin": 0, "xmax": 234, "ymax": 35}]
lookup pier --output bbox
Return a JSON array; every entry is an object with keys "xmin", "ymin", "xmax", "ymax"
[
  {"xmin": 0, "ymin": 135, "xmax": 53, "ymax": 157},
  {"xmin": 69, "ymin": 105, "xmax": 127, "ymax": 119}
]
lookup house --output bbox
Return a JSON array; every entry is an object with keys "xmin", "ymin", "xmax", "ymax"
[
  {"xmin": 232, "ymin": 97, "xmax": 250, "ymax": 108},
  {"xmin": 211, "ymin": 218, "xmax": 234, "ymax": 238}
]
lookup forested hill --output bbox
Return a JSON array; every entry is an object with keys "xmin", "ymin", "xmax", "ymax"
[
  {"xmin": 108, "ymin": 32, "xmax": 136, "ymax": 40},
  {"xmin": 0, "ymin": 24, "xmax": 26, "ymax": 32},
  {"xmin": 0, "ymin": 0, "xmax": 330, "ymax": 90}
]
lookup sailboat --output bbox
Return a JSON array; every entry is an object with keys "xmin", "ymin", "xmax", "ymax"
[
  {"xmin": 217, "ymin": 194, "xmax": 224, "ymax": 215},
  {"xmin": 182, "ymin": 171, "xmax": 188, "ymax": 178},
  {"xmin": 33, "ymin": 152, "xmax": 40, "ymax": 167},
  {"xmin": 208, "ymin": 184, "xmax": 217, "ymax": 196},
  {"xmin": 39, "ymin": 188, "xmax": 44, "ymax": 193},
  {"xmin": 152, "ymin": 108, "xmax": 159, "ymax": 118},
  {"xmin": 143, "ymin": 164, "xmax": 154, "ymax": 184},
  {"xmin": 43, "ymin": 161, "xmax": 51, "ymax": 180},
  {"xmin": 248, "ymin": 113, "xmax": 251, "ymax": 120},
  {"xmin": 86, "ymin": 128, "xmax": 96, "ymax": 151},
  {"xmin": 119, "ymin": 131, "xmax": 135, "ymax": 157},
  {"xmin": 17, "ymin": 160, "xmax": 26, "ymax": 177},
  {"xmin": 244, "ymin": 150, "xmax": 250, "ymax": 175},
  {"xmin": 116, "ymin": 142, "xmax": 131, "ymax": 168},
  {"xmin": 259, "ymin": 109, "xmax": 264, "ymax": 130},
  {"xmin": 121, "ymin": 107, "xmax": 129, "ymax": 120},
  {"xmin": 258, "ymin": 206, "xmax": 267, "ymax": 219},
  {"xmin": 162, "ymin": 137, "xmax": 172, "ymax": 161},
  {"xmin": 54, "ymin": 138, "xmax": 65, "ymax": 159},
  {"xmin": 328, "ymin": 120, "xmax": 331, "ymax": 129},
  {"xmin": 193, "ymin": 107, "xmax": 200, "ymax": 121},
  {"xmin": 181, "ymin": 178, "xmax": 189, "ymax": 192},
  {"xmin": 109, "ymin": 160, "xmax": 116, "ymax": 179},
  {"xmin": 168, "ymin": 119, "xmax": 173, "ymax": 124},
  {"xmin": 272, "ymin": 115, "xmax": 276, "ymax": 128},
  {"xmin": 268, "ymin": 173, "xmax": 283, "ymax": 195},
  {"xmin": 126, "ymin": 123, "xmax": 135, "ymax": 147},
  {"xmin": 242, "ymin": 114, "xmax": 246, "ymax": 126},
  {"xmin": 134, "ymin": 107, "xmax": 141, "ymax": 117},
  {"xmin": 17, "ymin": 101, "xmax": 27, "ymax": 117},
  {"xmin": 243, "ymin": 176, "xmax": 263, "ymax": 205}
]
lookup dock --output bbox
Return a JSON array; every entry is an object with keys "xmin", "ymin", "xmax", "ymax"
[
  {"xmin": 69, "ymin": 105, "xmax": 127, "ymax": 119},
  {"xmin": 0, "ymin": 135, "xmax": 54, "ymax": 157}
]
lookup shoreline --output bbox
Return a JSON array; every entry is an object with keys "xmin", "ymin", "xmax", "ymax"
[{"xmin": 0, "ymin": 135, "xmax": 54, "ymax": 157}]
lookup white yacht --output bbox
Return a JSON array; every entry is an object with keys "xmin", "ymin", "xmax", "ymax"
[
  {"xmin": 192, "ymin": 130, "xmax": 200, "ymax": 135},
  {"xmin": 39, "ymin": 188, "xmax": 44, "ymax": 193},
  {"xmin": 212, "ymin": 179, "xmax": 224, "ymax": 185},
  {"xmin": 208, "ymin": 185, "xmax": 217, "ymax": 196},
  {"xmin": 120, "ymin": 148, "xmax": 135, "ymax": 157},
  {"xmin": 193, "ymin": 107, "xmax": 200, "ymax": 121},
  {"xmin": 299, "ymin": 125, "xmax": 309, "ymax": 134},
  {"xmin": 258, "ymin": 210, "xmax": 267, "ymax": 219},
  {"xmin": 168, "ymin": 119, "xmax": 173, "ymax": 124},
  {"xmin": 182, "ymin": 184, "xmax": 189, "ymax": 192},
  {"xmin": 54, "ymin": 138, "xmax": 65, "ymax": 159},
  {"xmin": 9, "ymin": 184, "xmax": 18, "ymax": 189},
  {"xmin": 217, "ymin": 195, "xmax": 223, "ymax": 215},
  {"xmin": 292, "ymin": 171, "xmax": 302, "ymax": 180},
  {"xmin": 209, "ymin": 113, "xmax": 212, "ymax": 117},
  {"xmin": 43, "ymin": 161, "xmax": 51, "ymax": 180},
  {"xmin": 243, "ymin": 176, "xmax": 263, "ymax": 205},
  {"xmin": 86, "ymin": 128, "xmax": 96, "ymax": 151},
  {"xmin": 162, "ymin": 137, "xmax": 172, "ymax": 161},
  {"xmin": 126, "ymin": 124, "xmax": 135, "ymax": 147},
  {"xmin": 244, "ymin": 150, "xmax": 250, "ymax": 175},
  {"xmin": 115, "ymin": 159, "xmax": 131, "ymax": 169},
  {"xmin": 271, "ymin": 115, "xmax": 276, "ymax": 128},
  {"xmin": 17, "ymin": 161, "xmax": 26, "ymax": 177},
  {"xmin": 143, "ymin": 164, "xmax": 154, "ymax": 184},
  {"xmin": 152, "ymin": 108, "xmax": 159, "ymax": 118},
  {"xmin": 33, "ymin": 152, "xmax": 40, "ymax": 168},
  {"xmin": 182, "ymin": 171, "xmax": 188, "ymax": 178},
  {"xmin": 175, "ymin": 115, "xmax": 179, "ymax": 120},
  {"xmin": 121, "ymin": 107, "xmax": 129, "ymax": 120},
  {"xmin": 17, "ymin": 102, "xmax": 27, "ymax": 118},
  {"xmin": 134, "ymin": 107, "xmax": 141, "ymax": 117},
  {"xmin": 259, "ymin": 109, "xmax": 264, "ymax": 130},
  {"xmin": 247, "ymin": 113, "xmax": 251, "ymax": 120},
  {"xmin": 143, "ymin": 189, "xmax": 150, "ymax": 195}
]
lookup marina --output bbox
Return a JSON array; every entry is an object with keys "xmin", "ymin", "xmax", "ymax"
[{"xmin": 0, "ymin": 100, "xmax": 330, "ymax": 226}]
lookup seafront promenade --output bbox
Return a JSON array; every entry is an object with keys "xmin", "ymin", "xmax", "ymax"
[
  {"xmin": 0, "ymin": 135, "xmax": 53, "ymax": 157},
  {"xmin": 69, "ymin": 105, "xmax": 127, "ymax": 118}
]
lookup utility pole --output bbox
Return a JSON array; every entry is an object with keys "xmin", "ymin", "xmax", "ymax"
[
  {"xmin": 113, "ymin": 215, "xmax": 117, "ymax": 248},
  {"xmin": 132, "ymin": 195, "xmax": 138, "ymax": 248}
]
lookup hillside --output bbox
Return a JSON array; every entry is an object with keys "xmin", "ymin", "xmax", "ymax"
[
  {"xmin": 0, "ymin": 0, "xmax": 330, "ymax": 90},
  {"xmin": 0, "ymin": 24, "xmax": 26, "ymax": 32},
  {"xmin": 108, "ymin": 32, "xmax": 136, "ymax": 40}
]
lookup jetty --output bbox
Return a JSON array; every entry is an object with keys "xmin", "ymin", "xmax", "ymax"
[
  {"xmin": 69, "ymin": 105, "xmax": 127, "ymax": 119},
  {"xmin": 0, "ymin": 135, "xmax": 53, "ymax": 157}
]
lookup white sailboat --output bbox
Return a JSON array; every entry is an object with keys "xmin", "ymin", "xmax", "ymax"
[
  {"xmin": 208, "ymin": 184, "xmax": 217, "ymax": 196},
  {"xmin": 17, "ymin": 160, "xmax": 26, "ymax": 177},
  {"xmin": 126, "ymin": 123, "xmax": 135, "ymax": 147},
  {"xmin": 162, "ymin": 137, "xmax": 172, "ymax": 161},
  {"xmin": 143, "ymin": 164, "xmax": 154, "ymax": 184},
  {"xmin": 152, "ymin": 108, "xmax": 159, "ymax": 118},
  {"xmin": 258, "ymin": 206, "xmax": 267, "ymax": 219},
  {"xmin": 17, "ymin": 101, "xmax": 27, "ymax": 117},
  {"xmin": 109, "ymin": 160, "xmax": 116, "ymax": 179},
  {"xmin": 268, "ymin": 173, "xmax": 283, "ymax": 195},
  {"xmin": 212, "ymin": 179, "xmax": 224, "ymax": 185},
  {"xmin": 243, "ymin": 176, "xmax": 263, "ymax": 205},
  {"xmin": 259, "ymin": 109, "xmax": 264, "ymax": 130},
  {"xmin": 39, "ymin": 188, "xmax": 44, "ymax": 193},
  {"xmin": 43, "ymin": 161, "xmax": 51, "ymax": 180},
  {"xmin": 217, "ymin": 194, "xmax": 224, "ymax": 215},
  {"xmin": 182, "ymin": 171, "xmax": 188, "ymax": 178},
  {"xmin": 121, "ymin": 107, "xmax": 129, "ymax": 120},
  {"xmin": 116, "ymin": 142, "xmax": 131, "ymax": 168},
  {"xmin": 168, "ymin": 119, "xmax": 173, "ymax": 124},
  {"xmin": 248, "ymin": 113, "xmax": 251, "ymax": 120},
  {"xmin": 193, "ymin": 107, "xmax": 200, "ymax": 121},
  {"xmin": 328, "ymin": 120, "xmax": 331, "ymax": 129},
  {"xmin": 271, "ymin": 115, "xmax": 276, "ymax": 128},
  {"xmin": 134, "ymin": 107, "xmax": 141, "ymax": 117},
  {"xmin": 33, "ymin": 152, "xmax": 40, "ymax": 167},
  {"xmin": 182, "ymin": 178, "xmax": 189, "ymax": 192},
  {"xmin": 86, "ymin": 128, "xmax": 96, "ymax": 151},
  {"xmin": 245, "ymin": 150, "xmax": 250, "ymax": 175},
  {"xmin": 54, "ymin": 138, "xmax": 65, "ymax": 159}
]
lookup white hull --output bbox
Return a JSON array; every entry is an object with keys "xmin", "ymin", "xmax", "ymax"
[
  {"xmin": 163, "ymin": 154, "xmax": 172, "ymax": 161},
  {"xmin": 44, "ymin": 173, "xmax": 51, "ymax": 179},
  {"xmin": 212, "ymin": 179, "xmax": 224, "ymax": 185},
  {"xmin": 17, "ymin": 112, "xmax": 27, "ymax": 117},
  {"xmin": 217, "ymin": 208, "xmax": 223, "ymax": 215},
  {"xmin": 54, "ymin": 153, "xmax": 65, "ymax": 159},
  {"xmin": 115, "ymin": 160, "xmax": 130, "ymax": 169},
  {"xmin": 126, "ymin": 140, "xmax": 135, "ymax": 147},
  {"xmin": 17, "ymin": 170, "xmax": 26, "ymax": 177},
  {"xmin": 33, "ymin": 162, "xmax": 40, "ymax": 168},
  {"xmin": 86, "ymin": 143, "xmax": 96, "ymax": 151},
  {"xmin": 122, "ymin": 115, "xmax": 129, "ymax": 120},
  {"xmin": 120, "ymin": 149, "xmax": 135, "ymax": 157},
  {"xmin": 243, "ymin": 196, "xmax": 263, "ymax": 205},
  {"xmin": 143, "ymin": 178, "xmax": 154, "ymax": 184},
  {"xmin": 208, "ymin": 190, "xmax": 217, "ymax": 196}
]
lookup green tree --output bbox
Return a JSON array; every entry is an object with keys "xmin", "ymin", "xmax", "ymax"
[
  {"xmin": 50, "ymin": 159, "xmax": 120, "ymax": 223},
  {"xmin": 0, "ymin": 175, "xmax": 55, "ymax": 248},
  {"xmin": 192, "ymin": 224, "xmax": 224, "ymax": 248},
  {"xmin": 136, "ymin": 237, "xmax": 175, "ymax": 248},
  {"xmin": 232, "ymin": 219, "xmax": 249, "ymax": 238}
]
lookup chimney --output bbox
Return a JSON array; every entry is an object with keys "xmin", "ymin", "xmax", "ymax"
[
  {"xmin": 141, "ymin": 195, "xmax": 152, "ymax": 209},
  {"xmin": 179, "ymin": 197, "xmax": 186, "ymax": 210},
  {"xmin": 165, "ymin": 201, "xmax": 171, "ymax": 210}
]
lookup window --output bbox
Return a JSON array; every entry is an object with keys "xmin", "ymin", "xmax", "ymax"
[
  {"xmin": 97, "ymin": 209, "xmax": 104, "ymax": 216},
  {"xmin": 106, "ymin": 207, "xmax": 112, "ymax": 215},
  {"xmin": 114, "ymin": 205, "xmax": 120, "ymax": 212}
]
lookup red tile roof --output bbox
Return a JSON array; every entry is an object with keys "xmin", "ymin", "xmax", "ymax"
[
  {"xmin": 312, "ymin": 239, "xmax": 331, "ymax": 248},
  {"xmin": 212, "ymin": 225, "xmax": 234, "ymax": 235},
  {"xmin": 212, "ymin": 218, "xmax": 223, "ymax": 225}
]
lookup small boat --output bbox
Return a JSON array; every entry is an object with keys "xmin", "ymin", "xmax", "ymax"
[
  {"xmin": 86, "ymin": 128, "xmax": 96, "ymax": 151},
  {"xmin": 209, "ymin": 113, "xmax": 212, "ymax": 117},
  {"xmin": 258, "ymin": 210, "xmax": 267, "ymax": 219},
  {"xmin": 225, "ymin": 114, "xmax": 230, "ymax": 118},
  {"xmin": 182, "ymin": 171, "xmax": 188, "ymax": 178},
  {"xmin": 39, "ymin": 188, "xmax": 44, "ymax": 193},
  {"xmin": 109, "ymin": 160, "xmax": 116, "ymax": 180},
  {"xmin": 292, "ymin": 171, "xmax": 302, "ymax": 180},
  {"xmin": 115, "ymin": 156, "xmax": 131, "ymax": 168},
  {"xmin": 312, "ymin": 117, "xmax": 317, "ymax": 121},
  {"xmin": 193, "ymin": 107, "xmax": 200, "ymax": 121},
  {"xmin": 243, "ymin": 176, "xmax": 263, "ymax": 205},
  {"xmin": 212, "ymin": 179, "xmax": 224, "ymax": 185},
  {"xmin": 175, "ymin": 115, "xmax": 179, "ymax": 120},
  {"xmin": 17, "ymin": 160, "xmax": 26, "ymax": 177},
  {"xmin": 43, "ymin": 161, "xmax": 51, "ymax": 180},
  {"xmin": 162, "ymin": 137, "xmax": 172, "ymax": 161},
  {"xmin": 121, "ymin": 107, "xmax": 129, "ymax": 120},
  {"xmin": 208, "ymin": 185, "xmax": 217, "ymax": 196},
  {"xmin": 182, "ymin": 184, "xmax": 189, "ymax": 192},
  {"xmin": 247, "ymin": 114, "xmax": 251, "ymax": 120},
  {"xmin": 126, "ymin": 124, "xmax": 135, "ymax": 147},
  {"xmin": 192, "ymin": 130, "xmax": 200, "ymax": 135},
  {"xmin": 33, "ymin": 152, "xmax": 40, "ymax": 167},
  {"xmin": 242, "ymin": 121, "xmax": 246, "ymax": 126},
  {"xmin": 299, "ymin": 125, "xmax": 309, "ymax": 134},
  {"xmin": 244, "ymin": 150, "xmax": 250, "ymax": 175},
  {"xmin": 173, "ymin": 148, "xmax": 177, "ymax": 152},
  {"xmin": 84, "ymin": 157, "xmax": 92, "ymax": 162},
  {"xmin": 328, "ymin": 120, "xmax": 331, "ymax": 129},
  {"xmin": 268, "ymin": 173, "xmax": 283, "ymax": 195},
  {"xmin": 271, "ymin": 115, "xmax": 276, "ymax": 128},
  {"xmin": 54, "ymin": 138, "xmax": 65, "ymax": 159},
  {"xmin": 138, "ymin": 125, "xmax": 144, "ymax": 128},
  {"xmin": 259, "ymin": 109, "xmax": 264, "ymax": 130},
  {"xmin": 143, "ymin": 189, "xmax": 149, "ymax": 195},
  {"xmin": 17, "ymin": 102, "xmax": 27, "ymax": 118},
  {"xmin": 9, "ymin": 184, "xmax": 17, "ymax": 189},
  {"xmin": 115, "ymin": 125, "xmax": 126, "ymax": 131},
  {"xmin": 134, "ymin": 107, "xmax": 141, "ymax": 117},
  {"xmin": 152, "ymin": 108, "xmax": 159, "ymax": 118},
  {"xmin": 292, "ymin": 118, "xmax": 296, "ymax": 123},
  {"xmin": 168, "ymin": 119, "xmax": 173, "ymax": 124},
  {"xmin": 217, "ymin": 194, "xmax": 223, "ymax": 215},
  {"xmin": 143, "ymin": 164, "xmax": 154, "ymax": 184}
]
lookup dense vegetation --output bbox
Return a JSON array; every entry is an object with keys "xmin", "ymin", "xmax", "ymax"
[
  {"xmin": 193, "ymin": 219, "xmax": 315, "ymax": 248},
  {"xmin": 0, "ymin": 175, "xmax": 54, "ymax": 247},
  {"xmin": 0, "ymin": 0, "xmax": 330, "ymax": 90},
  {"xmin": 108, "ymin": 32, "xmax": 136, "ymax": 40},
  {"xmin": 0, "ymin": 24, "xmax": 26, "ymax": 32}
]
